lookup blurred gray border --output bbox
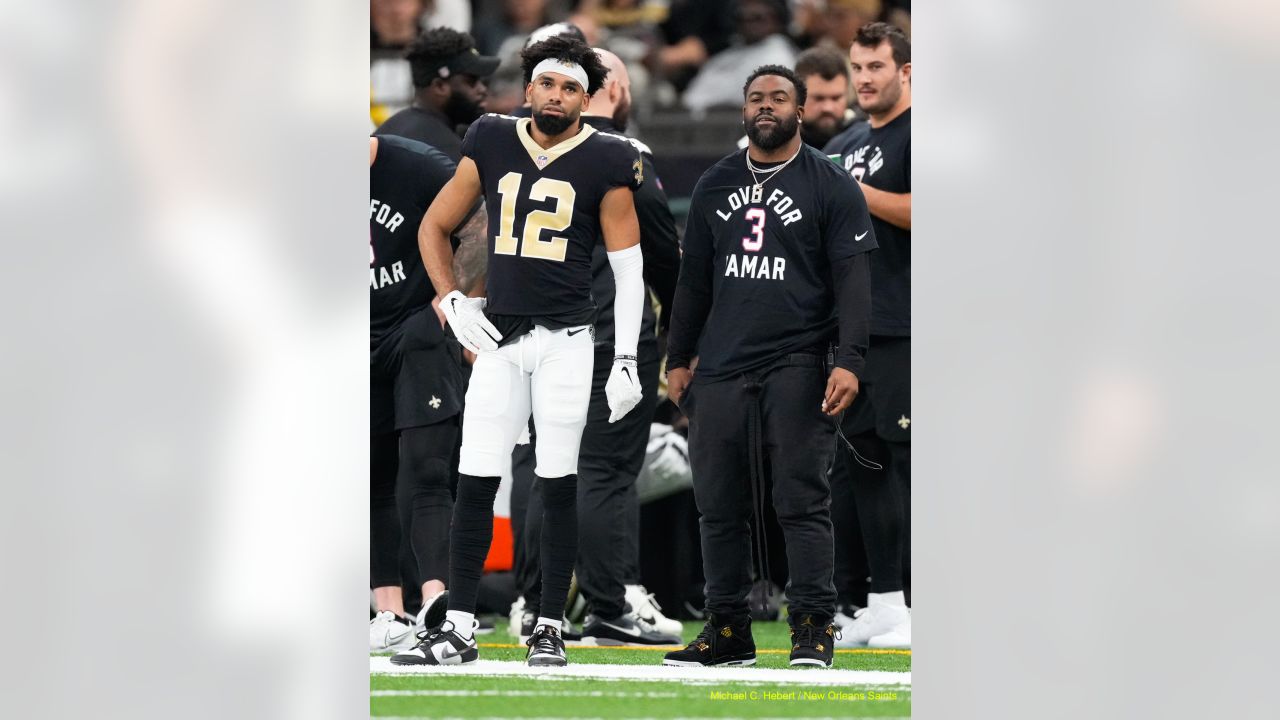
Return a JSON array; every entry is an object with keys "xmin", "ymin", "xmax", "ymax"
[{"xmin": 917, "ymin": 1, "xmax": 1279, "ymax": 718}]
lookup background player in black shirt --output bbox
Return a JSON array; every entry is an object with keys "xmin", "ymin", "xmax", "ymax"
[
  {"xmin": 368, "ymin": 135, "xmax": 487, "ymax": 651},
  {"xmin": 374, "ymin": 28, "xmax": 500, "ymax": 163},
  {"xmin": 663, "ymin": 65, "xmax": 876, "ymax": 669},
  {"xmin": 393, "ymin": 36, "xmax": 647, "ymax": 669},
  {"xmin": 510, "ymin": 48, "xmax": 684, "ymax": 647},
  {"xmin": 825, "ymin": 22, "xmax": 913, "ymax": 650}
]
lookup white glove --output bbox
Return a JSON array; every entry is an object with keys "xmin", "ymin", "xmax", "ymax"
[
  {"xmin": 646, "ymin": 430, "xmax": 690, "ymax": 484},
  {"xmin": 440, "ymin": 290, "xmax": 502, "ymax": 353},
  {"xmin": 605, "ymin": 355, "xmax": 644, "ymax": 423}
]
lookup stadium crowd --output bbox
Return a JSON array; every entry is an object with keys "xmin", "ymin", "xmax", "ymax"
[{"xmin": 369, "ymin": 0, "xmax": 911, "ymax": 663}]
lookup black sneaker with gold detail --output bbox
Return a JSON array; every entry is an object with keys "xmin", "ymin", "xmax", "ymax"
[
  {"xmin": 788, "ymin": 612, "xmax": 836, "ymax": 667},
  {"xmin": 662, "ymin": 614, "xmax": 756, "ymax": 667}
]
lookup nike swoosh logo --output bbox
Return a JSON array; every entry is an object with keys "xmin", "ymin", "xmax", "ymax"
[
  {"xmin": 600, "ymin": 621, "xmax": 642, "ymax": 637},
  {"xmin": 855, "ymin": 231, "xmax": 869, "ymax": 241},
  {"xmin": 436, "ymin": 644, "xmax": 464, "ymax": 661},
  {"xmin": 567, "ymin": 327, "xmax": 588, "ymax": 336},
  {"xmin": 623, "ymin": 367, "xmax": 632, "ymax": 382}
]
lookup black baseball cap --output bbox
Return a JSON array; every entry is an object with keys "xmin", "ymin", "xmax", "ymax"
[{"xmin": 406, "ymin": 30, "xmax": 501, "ymax": 88}]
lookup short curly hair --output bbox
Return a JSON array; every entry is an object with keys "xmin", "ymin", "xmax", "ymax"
[
  {"xmin": 405, "ymin": 28, "xmax": 478, "ymax": 88},
  {"xmin": 742, "ymin": 64, "xmax": 808, "ymax": 107},
  {"xmin": 520, "ymin": 35, "xmax": 609, "ymax": 96}
]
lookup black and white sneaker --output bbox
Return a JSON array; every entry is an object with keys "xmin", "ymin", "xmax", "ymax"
[
  {"xmin": 519, "ymin": 615, "xmax": 582, "ymax": 643},
  {"xmin": 582, "ymin": 610, "xmax": 681, "ymax": 646},
  {"xmin": 390, "ymin": 620, "xmax": 479, "ymax": 666},
  {"xmin": 525, "ymin": 624, "xmax": 568, "ymax": 667}
]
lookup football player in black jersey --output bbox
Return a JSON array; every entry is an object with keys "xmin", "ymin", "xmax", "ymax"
[
  {"xmin": 662, "ymin": 65, "xmax": 877, "ymax": 669},
  {"xmin": 825, "ymin": 22, "xmax": 913, "ymax": 650},
  {"xmin": 368, "ymin": 135, "xmax": 487, "ymax": 651},
  {"xmin": 391, "ymin": 36, "xmax": 646, "ymax": 669},
  {"xmin": 510, "ymin": 48, "xmax": 684, "ymax": 647}
]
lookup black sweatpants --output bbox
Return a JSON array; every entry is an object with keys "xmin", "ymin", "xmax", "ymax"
[
  {"xmin": 515, "ymin": 345, "xmax": 658, "ymax": 620},
  {"xmin": 684, "ymin": 359, "xmax": 838, "ymax": 618}
]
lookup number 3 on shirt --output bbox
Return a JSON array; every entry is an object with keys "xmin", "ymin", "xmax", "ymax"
[
  {"xmin": 494, "ymin": 171, "xmax": 577, "ymax": 262},
  {"xmin": 742, "ymin": 207, "xmax": 765, "ymax": 251}
]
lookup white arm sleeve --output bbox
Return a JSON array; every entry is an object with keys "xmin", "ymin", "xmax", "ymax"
[{"xmin": 607, "ymin": 243, "xmax": 645, "ymax": 358}]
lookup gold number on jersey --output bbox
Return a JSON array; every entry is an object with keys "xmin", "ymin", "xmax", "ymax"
[
  {"xmin": 495, "ymin": 172, "xmax": 522, "ymax": 256},
  {"xmin": 493, "ymin": 172, "xmax": 576, "ymax": 262}
]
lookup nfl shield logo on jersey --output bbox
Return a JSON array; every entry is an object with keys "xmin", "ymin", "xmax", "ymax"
[{"xmin": 536, "ymin": 154, "xmax": 550, "ymax": 169}]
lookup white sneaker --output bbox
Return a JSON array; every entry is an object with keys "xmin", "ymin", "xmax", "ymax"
[
  {"xmin": 835, "ymin": 598, "xmax": 910, "ymax": 648},
  {"xmin": 868, "ymin": 613, "xmax": 911, "ymax": 649},
  {"xmin": 508, "ymin": 596, "xmax": 528, "ymax": 638},
  {"xmin": 625, "ymin": 584, "xmax": 682, "ymax": 637},
  {"xmin": 369, "ymin": 610, "xmax": 414, "ymax": 652}
]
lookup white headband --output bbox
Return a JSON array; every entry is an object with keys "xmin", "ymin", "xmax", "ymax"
[{"xmin": 530, "ymin": 58, "xmax": 590, "ymax": 92}]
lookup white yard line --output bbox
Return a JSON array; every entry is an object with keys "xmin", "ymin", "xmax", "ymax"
[{"xmin": 370, "ymin": 657, "xmax": 910, "ymax": 686}]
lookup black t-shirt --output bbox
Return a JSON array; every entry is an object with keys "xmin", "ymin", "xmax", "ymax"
[
  {"xmin": 369, "ymin": 135, "xmax": 456, "ymax": 348},
  {"xmin": 460, "ymin": 113, "xmax": 643, "ymax": 344},
  {"xmin": 674, "ymin": 144, "xmax": 878, "ymax": 380},
  {"xmin": 825, "ymin": 108, "xmax": 910, "ymax": 335},
  {"xmin": 375, "ymin": 106, "xmax": 465, "ymax": 163}
]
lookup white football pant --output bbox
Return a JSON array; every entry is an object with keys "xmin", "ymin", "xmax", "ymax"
[{"xmin": 458, "ymin": 324, "xmax": 594, "ymax": 478}]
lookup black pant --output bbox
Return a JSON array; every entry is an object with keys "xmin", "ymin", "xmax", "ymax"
[
  {"xmin": 514, "ymin": 345, "xmax": 658, "ymax": 619},
  {"xmin": 840, "ymin": 336, "xmax": 911, "ymax": 598},
  {"xmin": 685, "ymin": 360, "xmax": 838, "ymax": 618},
  {"xmin": 369, "ymin": 421, "xmax": 457, "ymax": 592},
  {"xmin": 395, "ymin": 421, "xmax": 458, "ymax": 589}
]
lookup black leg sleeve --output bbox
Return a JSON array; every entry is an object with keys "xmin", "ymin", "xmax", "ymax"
[
  {"xmin": 536, "ymin": 474, "xmax": 579, "ymax": 622},
  {"xmin": 446, "ymin": 474, "xmax": 502, "ymax": 614}
]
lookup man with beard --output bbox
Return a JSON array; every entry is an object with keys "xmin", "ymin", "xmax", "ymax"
[
  {"xmin": 375, "ymin": 27, "xmax": 500, "ymax": 162},
  {"xmin": 825, "ymin": 21, "xmax": 912, "ymax": 650},
  {"xmin": 662, "ymin": 65, "xmax": 876, "ymax": 669},
  {"xmin": 392, "ymin": 36, "xmax": 647, "ymax": 669},
  {"xmin": 795, "ymin": 46, "xmax": 859, "ymax": 149},
  {"xmin": 734, "ymin": 46, "xmax": 858, "ymax": 151},
  {"xmin": 511, "ymin": 48, "xmax": 684, "ymax": 647}
]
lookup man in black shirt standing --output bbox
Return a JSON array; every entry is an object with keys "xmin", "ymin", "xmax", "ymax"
[
  {"xmin": 662, "ymin": 65, "xmax": 876, "ymax": 669},
  {"xmin": 824, "ymin": 22, "xmax": 912, "ymax": 650},
  {"xmin": 375, "ymin": 27, "xmax": 500, "ymax": 163}
]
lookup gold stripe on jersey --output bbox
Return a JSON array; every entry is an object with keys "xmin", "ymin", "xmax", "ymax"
[{"xmin": 515, "ymin": 117, "xmax": 596, "ymax": 169}]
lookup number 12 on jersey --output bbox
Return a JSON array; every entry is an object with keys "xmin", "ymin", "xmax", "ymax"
[{"xmin": 494, "ymin": 171, "xmax": 577, "ymax": 262}]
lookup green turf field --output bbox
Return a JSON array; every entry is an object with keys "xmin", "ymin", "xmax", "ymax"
[{"xmin": 371, "ymin": 617, "xmax": 912, "ymax": 718}]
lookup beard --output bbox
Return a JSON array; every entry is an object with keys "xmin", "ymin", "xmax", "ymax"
[
  {"xmin": 745, "ymin": 111, "xmax": 800, "ymax": 151},
  {"xmin": 532, "ymin": 108, "xmax": 576, "ymax": 135},
  {"xmin": 444, "ymin": 91, "xmax": 484, "ymax": 126},
  {"xmin": 801, "ymin": 115, "xmax": 841, "ymax": 148}
]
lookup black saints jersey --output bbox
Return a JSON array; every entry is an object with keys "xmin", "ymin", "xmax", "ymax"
[
  {"xmin": 370, "ymin": 135, "xmax": 456, "ymax": 347},
  {"xmin": 460, "ymin": 113, "xmax": 643, "ymax": 341},
  {"xmin": 678, "ymin": 144, "xmax": 878, "ymax": 380},
  {"xmin": 825, "ymin": 108, "xmax": 910, "ymax": 336}
]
